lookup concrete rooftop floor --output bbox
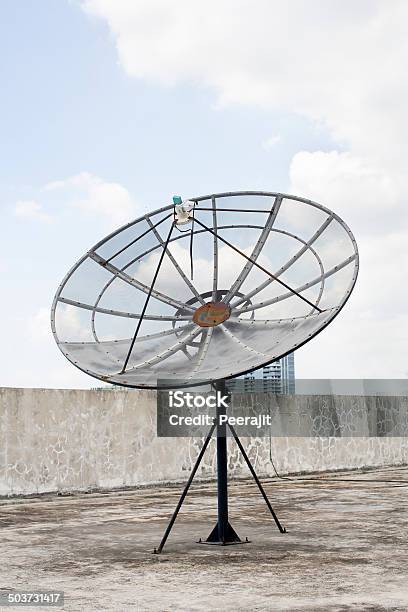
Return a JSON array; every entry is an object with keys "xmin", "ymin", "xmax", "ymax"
[{"xmin": 1, "ymin": 467, "xmax": 408, "ymax": 611}]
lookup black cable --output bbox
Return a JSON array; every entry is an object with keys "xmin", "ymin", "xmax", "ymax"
[{"xmin": 189, "ymin": 203, "xmax": 196, "ymax": 280}]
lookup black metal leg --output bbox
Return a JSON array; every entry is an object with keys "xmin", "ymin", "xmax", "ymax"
[
  {"xmin": 154, "ymin": 422, "xmax": 217, "ymax": 554},
  {"xmin": 216, "ymin": 413, "xmax": 229, "ymax": 541},
  {"xmin": 228, "ymin": 423, "xmax": 287, "ymax": 534},
  {"xmin": 202, "ymin": 381, "xmax": 243, "ymax": 545}
]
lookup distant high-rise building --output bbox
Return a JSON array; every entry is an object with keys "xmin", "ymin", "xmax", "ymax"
[
  {"xmin": 227, "ymin": 352, "xmax": 295, "ymax": 394},
  {"xmin": 263, "ymin": 352, "xmax": 295, "ymax": 394}
]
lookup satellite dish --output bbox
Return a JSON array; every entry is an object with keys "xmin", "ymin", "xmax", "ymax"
[
  {"xmin": 51, "ymin": 191, "xmax": 359, "ymax": 389},
  {"xmin": 51, "ymin": 190, "xmax": 359, "ymax": 551}
]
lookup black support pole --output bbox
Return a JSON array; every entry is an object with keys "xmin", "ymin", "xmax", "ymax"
[
  {"xmin": 216, "ymin": 401, "xmax": 228, "ymax": 541},
  {"xmin": 203, "ymin": 380, "xmax": 241, "ymax": 545}
]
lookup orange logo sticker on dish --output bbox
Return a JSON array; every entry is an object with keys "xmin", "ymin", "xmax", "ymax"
[{"xmin": 193, "ymin": 302, "xmax": 231, "ymax": 328}]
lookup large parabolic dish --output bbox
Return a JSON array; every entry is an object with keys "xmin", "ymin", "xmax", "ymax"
[{"xmin": 51, "ymin": 192, "xmax": 359, "ymax": 389}]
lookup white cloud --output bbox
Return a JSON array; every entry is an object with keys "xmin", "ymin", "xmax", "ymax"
[
  {"xmin": 81, "ymin": 1, "xmax": 408, "ymax": 165},
  {"xmin": 289, "ymin": 152, "xmax": 408, "ymax": 377},
  {"xmin": 289, "ymin": 151, "xmax": 407, "ymax": 236},
  {"xmin": 14, "ymin": 200, "xmax": 52, "ymax": 223},
  {"xmin": 45, "ymin": 171, "xmax": 137, "ymax": 227},
  {"xmin": 13, "ymin": 173, "xmax": 138, "ymax": 232},
  {"xmin": 62, "ymin": 2, "xmax": 408, "ymax": 377},
  {"xmin": 80, "ymin": 1, "xmax": 408, "ymax": 217},
  {"xmin": 80, "ymin": 6, "xmax": 408, "ymax": 227},
  {"xmin": 29, "ymin": 305, "xmax": 93, "ymax": 345},
  {"xmin": 53, "ymin": 303, "xmax": 93, "ymax": 343}
]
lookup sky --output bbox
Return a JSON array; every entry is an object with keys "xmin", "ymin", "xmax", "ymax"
[{"xmin": 1, "ymin": 0, "xmax": 407, "ymax": 388}]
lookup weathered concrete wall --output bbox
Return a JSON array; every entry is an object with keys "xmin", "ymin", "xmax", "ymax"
[{"xmin": 0, "ymin": 387, "xmax": 407, "ymax": 496}]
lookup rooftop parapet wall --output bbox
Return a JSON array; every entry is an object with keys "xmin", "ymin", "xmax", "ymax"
[{"xmin": 0, "ymin": 387, "xmax": 407, "ymax": 496}]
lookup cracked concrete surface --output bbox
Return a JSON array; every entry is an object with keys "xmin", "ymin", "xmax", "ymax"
[{"xmin": 1, "ymin": 466, "xmax": 408, "ymax": 611}]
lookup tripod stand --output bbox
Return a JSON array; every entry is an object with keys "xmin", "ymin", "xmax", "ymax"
[{"xmin": 154, "ymin": 380, "xmax": 286, "ymax": 553}]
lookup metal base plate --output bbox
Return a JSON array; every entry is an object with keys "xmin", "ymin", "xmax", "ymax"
[{"xmin": 197, "ymin": 521, "xmax": 249, "ymax": 546}]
